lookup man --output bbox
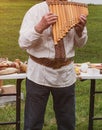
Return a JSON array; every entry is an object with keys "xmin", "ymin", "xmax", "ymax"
[{"xmin": 18, "ymin": 0, "xmax": 88, "ymax": 130}]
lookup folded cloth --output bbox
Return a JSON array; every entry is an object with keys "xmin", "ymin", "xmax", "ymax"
[{"xmin": 29, "ymin": 54, "xmax": 74, "ymax": 69}]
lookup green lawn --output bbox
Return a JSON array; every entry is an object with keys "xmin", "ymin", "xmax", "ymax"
[{"xmin": 0, "ymin": 0, "xmax": 102, "ymax": 130}]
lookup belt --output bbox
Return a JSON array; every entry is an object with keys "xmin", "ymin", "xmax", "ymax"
[{"xmin": 29, "ymin": 54, "xmax": 74, "ymax": 69}]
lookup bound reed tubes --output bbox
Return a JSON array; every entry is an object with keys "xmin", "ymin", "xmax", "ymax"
[{"xmin": 47, "ymin": 0, "xmax": 89, "ymax": 44}]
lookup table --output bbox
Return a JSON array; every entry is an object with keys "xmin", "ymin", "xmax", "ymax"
[
  {"xmin": 78, "ymin": 72, "xmax": 102, "ymax": 130},
  {"xmin": 0, "ymin": 73, "xmax": 26, "ymax": 130},
  {"xmin": 0, "ymin": 71, "xmax": 102, "ymax": 130}
]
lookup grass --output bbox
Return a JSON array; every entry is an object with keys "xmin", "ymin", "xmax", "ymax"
[
  {"xmin": 0, "ymin": 0, "xmax": 102, "ymax": 130},
  {"xmin": 75, "ymin": 5, "xmax": 102, "ymax": 63}
]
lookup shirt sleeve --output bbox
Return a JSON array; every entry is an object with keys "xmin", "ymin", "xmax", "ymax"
[
  {"xmin": 74, "ymin": 26, "xmax": 88, "ymax": 48},
  {"xmin": 18, "ymin": 6, "xmax": 43, "ymax": 50}
]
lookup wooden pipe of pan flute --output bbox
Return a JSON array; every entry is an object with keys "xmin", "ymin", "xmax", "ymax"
[
  {"xmin": 67, "ymin": 3, "xmax": 73, "ymax": 29},
  {"xmin": 74, "ymin": 3, "xmax": 79, "ymax": 24},
  {"xmin": 56, "ymin": 3, "xmax": 62, "ymax": 42},
  {"xmin": 75, "ymin": 4, "xmax": 81, "ymax": 25},
  {"xmin": 0, "ymin": 80, "xmax": 3, "ymax": 88},
  {"xmin": 54, "ymin": 3, "xmax": 59, "ymax": 43},
  {"xmin": 72, "ymin": 3, "xmax": 77, "ymax": 26},
  {"xmin": 61, "ymin": 3, "xmax": 67, "ymax": 37},
  {"xmin": 82, "ymin": 4, "xmax": 89, "ymax": 16},
  {"xmin": 66, "ymin": 3, "xmax": 72, "ymax": 31},
  {"xmin": 49, "ymin": 4, "xmax": 57, "ymax": 44},
  {"xmin": 0, "ymin": 80, "xmax": 3, "ymax": 93},
  {"xmin": 63, "ymin": 2, "xmax": 71, "ymax": 33},
  {"xmin": 58, "ymin": 4, "xmax": 63, "ymax": 39},
  {"xmin": 70, "ymin": 3, "xmax": 77, "ymax": 28}
]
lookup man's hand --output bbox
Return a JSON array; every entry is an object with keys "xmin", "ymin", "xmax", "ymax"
[
  {"xmin": 35, "ymin": 12, "xmax": 58, "ymax": 33},
  {"xmin": 75, "ymin": 15, "xmax": 87, "ymax": 37}
]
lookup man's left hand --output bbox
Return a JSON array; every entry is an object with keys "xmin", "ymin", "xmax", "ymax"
[{"xmin": 75, "ymin": 15, "xmax": 87, "ymax": 37}]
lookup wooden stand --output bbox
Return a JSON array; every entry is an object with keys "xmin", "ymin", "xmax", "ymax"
[
  {"xmin": 1, "ymin": 85, "xmax": 16, "ymax": 94},
  {"xmin": 0, "ymin": 80, "xmax": 3, "ymax": 94}
]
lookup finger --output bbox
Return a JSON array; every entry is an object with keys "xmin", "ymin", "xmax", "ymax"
[
  {"xmin": 47, "ymin": 12, "xmax": 58, "ymax": 18},
  {"xmin": 75, "ymin": 23, "xmax": 84, "ymax": 32},
  {"xmin": 46, "ymin": 14, "xmax": 58, "ymax": 24},
  {"xmin": 80, "ymin": 15, "xmax": 87, "ymax": 24},
  {"xmin": 47, "ymin": 15, "xmax": 58, "ymax": 21},
  {"xmin": 79, "ymin": 18, "xmax": 86, "ymax": 26}
]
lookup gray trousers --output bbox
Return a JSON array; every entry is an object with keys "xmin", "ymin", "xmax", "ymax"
[{"xmin": 24, "ymin": 78, "xmax": 75, "ymax": 130}]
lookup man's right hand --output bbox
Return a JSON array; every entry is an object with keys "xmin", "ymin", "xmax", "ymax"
[{"xmin": 35, "ymin": 12, "xmax": 58, "ymax": 33}]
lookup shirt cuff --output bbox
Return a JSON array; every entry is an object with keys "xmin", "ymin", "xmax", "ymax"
[
  {"xmin": 33, "ymin": 27, "xmax": 44, "ymax": 38},
  {"xmin": 74, "ymin": 27, "xmax": 88, "ymax": 47}
]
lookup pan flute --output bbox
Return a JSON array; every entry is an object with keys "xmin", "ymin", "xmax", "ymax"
[{"xmin": 46, "ymin": 0, "xmax": 89, "ymax": 44}]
